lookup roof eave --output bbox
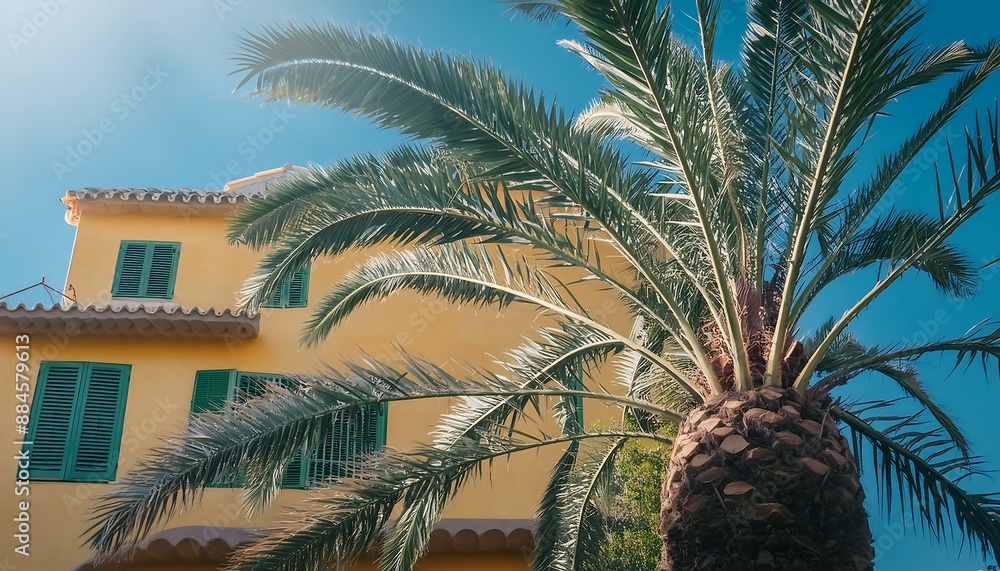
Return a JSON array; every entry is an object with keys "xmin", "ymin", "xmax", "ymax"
[
  {"xmin": 73, "ymin": 520, "xmax": 536, "ymax": 570},
  {"xmin": 0, "ymin": 303, "xmax": 259, "ymax": 340}
]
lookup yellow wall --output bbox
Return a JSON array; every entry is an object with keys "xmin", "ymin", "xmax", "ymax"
[{"xmin": 1, "ymin": 204, "xmax": 631, "ymax": 570}]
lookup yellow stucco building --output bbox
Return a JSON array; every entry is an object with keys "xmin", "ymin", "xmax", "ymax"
[{"xmin": 0, "ymin": 167, "xmax": 630, "ymax": 571}]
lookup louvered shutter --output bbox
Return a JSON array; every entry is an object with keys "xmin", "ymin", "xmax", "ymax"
[
  {"xmin": 263, "ymin": 266, "xmax": 309, "ymax": 308},
  {"xmin": 350, "ymin": 405, "xmax": 378, "ymax": 476},
  {"xmin": 300, "ymin": 403, "xmax": 385, "ymax": 486},
  {"xmin": 286, "ymin": 267, "xmax": 309, "ymax": 308},
  {"xmin": 145, "ymin": 243, "xmax": 179, "ymax": 298},
  {"xmin": 271, "ymin": 374, "xmax": 308, "ymax": 489},
  {"xmin": 112, "ymin": 242, "xmax": 148, "ymax": 297},
  {"xmin": 68, "ymin": 364, "xmax": 130, "ymax": 481},
  {"xmin": 191, "ymin": 370, "xmax": 240, "ymax": 487},
  {"xmin": 27, "ymin": 363, "xmax": 84, "ymax": 480},
  {"xmin": 263, "ymin": 285, "xmax": 284, "ymax": 308},
  {"xmin": 334, "ymin": 410, "xmax": 353, "ymax": 479},
  {"xmin": 304, "ymin": 413, "xmax": 337, "ymax": 486},
  {"xmin": 112, "ymin": 241, "xmax": 180, "ymax": 299},
  {"xmin": 373, "ymin": 402, "xmax": 388, "ymax": 448},
  {"xmin": 282, "ymin": 450, "xmax": 308, "ymax": 489},
  {"xmin": 230, "ymin": 373, "xmax": 308, "ymax": 488},
  {"xmin": 191, "ymin": 370, "xmax": 236, "ymax": 413},
  {"xmin": 235, "ymin": 372, "xmax": 271, "ymax": 403}
]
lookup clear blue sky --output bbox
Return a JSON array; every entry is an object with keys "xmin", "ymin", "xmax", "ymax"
[{"xmin": 1, "ymin": 1, "xmax": 999, "ymax": 569}]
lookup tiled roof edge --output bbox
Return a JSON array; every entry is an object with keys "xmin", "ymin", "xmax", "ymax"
[
  {"xmin": 0, "ymin": 301, "xmax": 255, "ymax": 318},
  {"xmin": 72, "ymin": 520, "xmax": 536, "ymax": 569},
  {"xmin": 63, "ymin": 188, "xmax": 258, "ymax": 205}
]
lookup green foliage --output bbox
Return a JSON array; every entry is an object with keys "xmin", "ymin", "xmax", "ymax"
[{"xmin": 599, "ymin": 437, "xmax": 670, "ymax": 571}]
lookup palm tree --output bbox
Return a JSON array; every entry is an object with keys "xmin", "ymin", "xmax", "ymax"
[{"xmin": 87, "ymin": 0, "xmax": 1000, "ymax": 569}]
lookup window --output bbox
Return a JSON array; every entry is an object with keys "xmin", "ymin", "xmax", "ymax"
[
  {"xmin": 190, "ymin": 369, "xmax": 386, "ymax": 488},
  {"xmin": 27, "ymin": 362, "xmax": 130, "ymax": 482},
  {"xmin": 262, "ymin": 266, "xmax": 309, "ymax": 308},
  {"xmin": 112, "ymin": 240, "xmax": 180, "ymax": 299}
]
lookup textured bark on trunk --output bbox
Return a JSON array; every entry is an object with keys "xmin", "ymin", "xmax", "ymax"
[{"xmin": 660, "ymin": 386, "xmax": 874, "ymax": 570}]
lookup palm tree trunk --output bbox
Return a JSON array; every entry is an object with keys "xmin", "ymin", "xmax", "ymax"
[{"xmin": 659, "ymin": 386, "xmax": 874, "ymax": 570}]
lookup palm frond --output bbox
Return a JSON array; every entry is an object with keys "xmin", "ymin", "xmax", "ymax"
[
  {"xmin": 86, "ymin": 353, "xmax": 673, "ymax": 558},
  {"xmin": 434, "ymin": 319, "xmax": 687, "ymax": 481},
  {"xmin": 377, "ymin": 472, "xmax": 452, "ymax": 571},
  {"xmin": 697, "ymin": 0, "xmax": 752, "ymax": 273},
  {"xmin": 796, "ymin": 44, "xmax": 1000, "ymax": 313},
  {"xmin": 534, "ymin": 437, "xmax": 626, "ymax": 571},
  {"xmin": 791, "ymin": 210, "xmax": 979, "ymax": 323},
  {"xmin": 302, "ymin": 242, "xmax": 700, "ymax": 395},
  {"xmin": 87, "ymin": 373, "xmax": 386, "ymax": 556},
  {"xmin": 230, "ymin": 146, "xmax": 683, "ymax": 342},
  {"xmin": 834, "ymin": 403, "xmax": 1000, "ymax": 562},
  {"xmin": 548, "ymin": 0, "xmax": 752, "ymax": 388},
  {"xmin": 233, "ymin": 20, "xmax": 717, "ymax": 346},
  {"xmin": 810, "ymin": 328, "xmax": 972, "ymax": 461},
  {"xmin": 501, "ymin": 0, "xmax": 565, "ymax": 24},
  {"xmin": 742, "ymin": 0, "xmax": 809, "ymax": 283},
  {"xmin": 298, "ymin": 243, "xmax": 580, "ymax": 339},
  {"xmin": 814, "ymin": 320, "xmax": 1000, "ymax": 391},
  {"xmin": 768, "ymin": 0, "xmax": 975, "ymax": 381},
  {"xmin": 227, "ymin": 429, "xmax": 667, "ymax": 571},
  {"xmin": 796, "ymin": 105, "xmax": 1000, "ymax": 388}
]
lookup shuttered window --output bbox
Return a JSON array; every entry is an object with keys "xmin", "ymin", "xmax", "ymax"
[
  {"xmin": 190, "ymin": 369, "xmax": 385, "ymax": 489},
  {"xmin": 262, "ymin": 267, "xmax": 310, "ymax": 308},
  {"xmin": 27, "ymin": 362, "xmax": 130, "ymax": 482},
  {"xmin": 112, "ymin": 241, "xmax": 180, "ymax": 299},
  {"xmin": 306, "ymin": 402, "xmax": 387, "ymax": 485}
]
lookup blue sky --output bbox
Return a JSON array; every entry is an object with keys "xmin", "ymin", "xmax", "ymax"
[{"xmin": 2, "ymin": 1, "xmax": 999, "ymax": 569}]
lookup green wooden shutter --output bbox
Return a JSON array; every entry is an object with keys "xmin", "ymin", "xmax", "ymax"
[
  {"xmin": 304, "ymin": 403, "xmax": 386, "ymax": 485},
  {"xmin": 303, "ymin": 413, "xmax": 337, "ymax": 487},
  {"xmin": 191, "ymin": 370, "xmax": 236, "ymax": 413},
  {"xmin": 27, "ymin": 363, "xmax": 84, "ymax": 480},
  {"xmin": 235, "ymin": 372, "xmax": 272, "ymax": 403},
  {"xmin": 262, "ymin": 267, "xmax": 309, "ymax": 309},
  {"xmin": 351, "ymin": 405, "xmax": 379, "ymax": 476},
  {"xmin": 191, "ymin": 370, "xmax": 238, "ymax": 486},
  {"xmin": 68, "ymin": 364, "xmax": 130, "ymax": 481},
  {"xmin": 333, "ymin": 410, "xmax": 352, "ymax": 479},
  {"xmin": 262, "ymin": 281, "xmax": 285, "ymax": 308},
  {"xmin": 374, "ymin": 402, "xmax": 388, "ymax": 448},
  {"xmin": 359, "ymin": 403, "xmax": 387, "ymax": 450},
  {"xmin": 306, "ymin": 411, "xmax": 346, "ymax": 483},
  {"xmin": 145, "ymin": 243, "xmax": 180, "ymax": 298},
  {"xmin": 286, "ymin": 267, "xmax": 309, "ymax": 308},
  {"xmin": 112, "ymin": 242, "xmax": 148, "ymax": 297},
  {"xmin": 229, "ymin": 372, "xmax": 308, "ymax": 488},
  {"xmin": 282, "ymin": 450, "xmax": 308, "ymax": 489},
  {"xmin": 112, "ymin": 241, "xmax": 180, "ymax": 299},
  {"xmin": 190, "ymin": 370, "xmax": 311, "ymax": 489},
  {"xmin": 273, "ymin": 374, "xmax": 308, "ymax": 489},
  {"xmin": 28, "ymin": 363, "xmax": 130, "ymax": 482}
]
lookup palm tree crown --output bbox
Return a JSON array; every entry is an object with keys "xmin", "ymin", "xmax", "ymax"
[{"xmin": 88, "ymin": 1, "xmax": 1000, "ymax": 569}]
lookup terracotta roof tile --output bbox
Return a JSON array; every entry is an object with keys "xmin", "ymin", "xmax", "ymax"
[
  {"xmin": 65, "ymin": 187, "xmax": 258, "ymax": 204},
  {"xmin": 0, "ymin": 301, "xmax": 259, "ymax": 339}
]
